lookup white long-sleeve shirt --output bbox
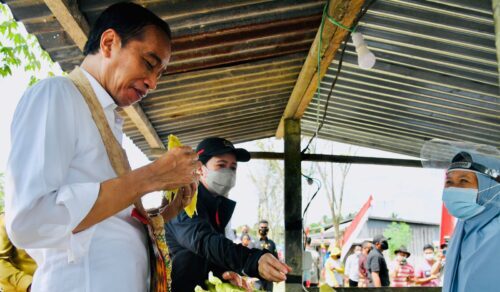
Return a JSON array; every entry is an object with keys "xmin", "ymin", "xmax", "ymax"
[
  {"xmin": 345, "ymin": 253, "xmax": 361, "ymax": 282},
  {"xmin": 5, "ymin": 70, "xmax": 148, "ymax": 292}
]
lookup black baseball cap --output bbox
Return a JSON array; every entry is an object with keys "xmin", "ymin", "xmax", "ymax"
[
  {"xmin": 372, "ymin": 234, "xmax": 389, "ymax": 244},
  {"xmin": 196, "ymin": 137, "xmax": 251, "ymax": 164}
]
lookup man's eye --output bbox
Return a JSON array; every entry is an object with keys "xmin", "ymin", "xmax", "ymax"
[{"xmin": 144, "ymin": 60, "xmax": 153, "ymax": 70}]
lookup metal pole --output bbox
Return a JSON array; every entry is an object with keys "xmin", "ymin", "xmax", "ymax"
[
  {"xmin": 249, "ymin": 151, "xmax": 427, "ymax": 168},
  {"xmin": 284, "ymin": 119, "xmax": 302, "ymax": 291}
]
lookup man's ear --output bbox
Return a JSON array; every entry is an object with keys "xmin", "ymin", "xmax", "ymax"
[
  {"xmin": 198, "ymin": 164, "xmax": 206, "ymax": 178},
  {"xmin": 100, "ymin": 29, "xmax": 120, "ymax": 58}
]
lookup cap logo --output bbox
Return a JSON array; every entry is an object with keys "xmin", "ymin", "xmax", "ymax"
[{"xmin": 223, "ymin": 140, "xmax": 234, "ymax": 149}]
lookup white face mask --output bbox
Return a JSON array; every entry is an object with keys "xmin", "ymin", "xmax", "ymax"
[
  {"xmin": 424, "ymin": 254, "xmax": 434, "ymax": 261},
  {"xmin": 204, "ymin": 166, "xmax": 236, "ymax": 196},
  {"xmin": 355, "ymin": 250, "xmax": 361, "ymax": 255},
  {"xmin": 396, "ymin": 255, "xmax": 406, "ymax": 262}
]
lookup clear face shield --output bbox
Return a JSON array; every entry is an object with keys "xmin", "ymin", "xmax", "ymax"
[
  {"xmin": 421, "ymin": 139, "xmax": 500, "ymax": 214},
  {"xmin": 420, "ymin": 139, "xmax": 500, "ymax": 183}
]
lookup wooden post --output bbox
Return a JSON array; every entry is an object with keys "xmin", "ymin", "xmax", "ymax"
[
  {"xmin": 284, "ymin": 118, "xmax": 302, "ymax": 291},
  {"xmin": 493, "ymin": 0, "xmax": 500, "ymax": 85}
]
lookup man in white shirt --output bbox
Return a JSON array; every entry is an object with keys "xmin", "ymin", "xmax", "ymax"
[
  {"xmin": 345, "ymin": 244, "xmax": 362, "ymax": 287},
  {"xmin": 5, "ymin": 3, "xmax": 199, "ymax": 291}
]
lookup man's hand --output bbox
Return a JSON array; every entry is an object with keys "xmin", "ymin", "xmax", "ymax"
[
  {"xmin": 144, "ymin": 146, "xmax": 201, "ymax": 192},
  {"xmin": 222, "ymin": 271, "xmax": 252, "ymax": 292},
  {"xmin": 258, "ymin": 253, "xmax": 292, "ymax": 282},
  {"xmin": 161, "ymin": 182, "xmax": 197, "ymax": 222},
  {"xmin": 372, "ymin": 271, "xmax": 382, "ymax": 287}
]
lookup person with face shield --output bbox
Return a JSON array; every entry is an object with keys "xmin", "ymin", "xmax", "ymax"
[
  {"xmin": 438, "ymin": 150, "xmax": 500, "ymax": 292},
  {"xmin": 164, "ymin": 137, "xmax": 291, "ymax": 291}
]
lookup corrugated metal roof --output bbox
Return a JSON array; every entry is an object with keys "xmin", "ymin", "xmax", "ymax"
[
  {"xmin": 125, "ymin": 53, "xmax": 307, "ymax": 148},
  {"xmin": 303, "ymin": 0, "xmax": 499, "ymax": 157},
  {"xmin": 4, "ymin": 0, "xmax": 499, "ymax": 158},
  {"xmin": 4, "ymin": 0, "xmax": 323, "ymax": 153}
]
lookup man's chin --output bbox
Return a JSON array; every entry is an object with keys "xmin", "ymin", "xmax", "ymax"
[{"xmin": 117, "ymin": 95, "xmax": 141, "ymax": 107}]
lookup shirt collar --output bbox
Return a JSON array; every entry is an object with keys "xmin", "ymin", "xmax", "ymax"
[{"xmin": 80, "ymin": 68, "xmax": 117, "ymax": 111}]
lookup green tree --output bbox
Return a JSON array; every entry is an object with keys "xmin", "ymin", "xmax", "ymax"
[
  {"xmin": 383, "ymin": 221, "xmax": 412, "ymax": 260},
  {"xmin": 0, "ymin": 3, "xmax": 58, "ymax": 85},
  {"xmin": 314, "ymin": 145, "xmax": 356, "ymax": 247}
]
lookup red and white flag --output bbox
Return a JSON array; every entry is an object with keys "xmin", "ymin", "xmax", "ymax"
[
  {"xmin": 341, "ymin": 195, "xmax": 373, "ymax": 259},
  {"xmin": 440, "ymin": 203, "xmax": 456, "ymax": 245}
]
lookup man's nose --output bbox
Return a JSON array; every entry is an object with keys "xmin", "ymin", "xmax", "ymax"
[{"xmin": 144, "ymin": 74, "xmax": 158, "ymax": 91}]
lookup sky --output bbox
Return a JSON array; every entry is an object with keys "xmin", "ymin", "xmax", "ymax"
[{"xmin": 0, "ymin": 12, "xmax": 447, "ymax": 234}]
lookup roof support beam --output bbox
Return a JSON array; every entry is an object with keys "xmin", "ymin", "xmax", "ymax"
[
  {"xmin": 275, "ymin": 0, "xmax": 365, "ymax": 138},
  {"xmin": 146, "ymin": 149, "xmax": 429, "ymax": 168},
  {"xmin": 43, "ymin": 0, "xmax": 165, "ymax": 149},
  {"xmin": 122, "ymin": 104, "xmax": 165, "ymax": 149},
  {"xmin": 43, "ymin": 0, "xmax": 89, "ymax": 51}
]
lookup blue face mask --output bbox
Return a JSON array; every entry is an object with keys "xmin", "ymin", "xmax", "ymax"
[{"xmin": 442, "ymin": 187, "xmax": 485, "ymax": 220}]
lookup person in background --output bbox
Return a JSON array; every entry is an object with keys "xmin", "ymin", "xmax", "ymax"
[
  {"xmin": 344, "ymin": 244, "xmax": 362, "ymax": 287},
  {"xmin": 366, "ymin": 234, "xmax": 390, "ymax": 287},
  {"xmin": 0, "ymin": 213, "xmax": 36, "ymax": 292},
  {"xmin": 358, "ymin": 240, "xmax": 372, "ymax": 287},
  {"xmin": 165, "ymin": 138, "xmax": 290, "ymax": 291},
  {"xmin": 241, "ymin": 234, "xmax": 252, "ymax": 248},
  {"xmin": 325, "ymin": 246, "xmax": 344, "ymax": 288},
  {"xmin": 415, "ymin": 244, "xmax": 440, "ymax": 287},
  {"xmin": 257, "ymin": 220, "xmax": 277, "ymax": 257},
  {"xmin": 302, "ymin": 243, "xmax": 313, "ymax": 288},
  {"xmin": 304, "ymin": 237, "xmax": 320, "ymax": 287},
  {"xmin": 389, "ymin": 246, "xmax": 414, "ymax": 287},
  {"xmin": 257, "ymin": 220, "xmax": 278, "ymax": 291},
  {"xmin": 236, "ymin": 225, "xmax": 254, "ymax": 248},
  {"xmin": 434, "ymin": 242, "xmax": 447, "ymax": 284},
  {"xmin": 441, "ymin": 151, "xmax": 499, "ymax": 292}
]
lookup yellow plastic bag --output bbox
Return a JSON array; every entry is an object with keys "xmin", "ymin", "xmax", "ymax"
[{"xmin": 165, "ymin": 134, "xmax": 198, "ymax": 217}]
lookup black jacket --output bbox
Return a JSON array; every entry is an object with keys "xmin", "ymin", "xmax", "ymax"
[{"xmin": 165, "ymin": 184, "xmax": 268, "ymax": 291}]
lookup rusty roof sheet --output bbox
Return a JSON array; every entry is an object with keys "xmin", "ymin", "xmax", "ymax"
[{"xmin": 5, "ymin": 0, "xmax": 323, "ymax": 154}]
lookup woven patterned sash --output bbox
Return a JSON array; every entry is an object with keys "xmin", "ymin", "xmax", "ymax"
[{"xmin": 68, "ymin": 67, "xmax": 171, "ymax": 291}]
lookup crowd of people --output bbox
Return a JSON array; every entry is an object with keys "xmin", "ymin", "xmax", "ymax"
[
  {"xmin": 0, "ymin": 1, "xmax": 498, "ymax": 292},
  {"xmin": 306, "ymin": 236, "xmax": 446, "ymax": 288}
]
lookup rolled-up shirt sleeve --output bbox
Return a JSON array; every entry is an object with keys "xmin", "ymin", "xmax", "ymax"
[{"xmin": 5, "ymin": 78, "xmax": 100, "ymax": 262}]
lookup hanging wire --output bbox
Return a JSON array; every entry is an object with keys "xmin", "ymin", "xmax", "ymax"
[{"xmin": 302, "ymin": 0, "xmax": 377, "ymax": 154}]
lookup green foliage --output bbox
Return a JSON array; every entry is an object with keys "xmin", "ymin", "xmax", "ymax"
[
  {"xmin": 0, "ymin": 3, "xmax": 57, "ymax": 85},
  {"xmin": 383, "ymin": 221, "xmax": 412, "ymax": 260}
]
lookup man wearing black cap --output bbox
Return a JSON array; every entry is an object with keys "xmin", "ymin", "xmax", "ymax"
[
  {"xmin": 165, "ymin": 137, "xmax": 291, "ymax": 291},
  {"xmin": 366, "ymin": 234, "xmax": 390, "ymax": 287}
]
